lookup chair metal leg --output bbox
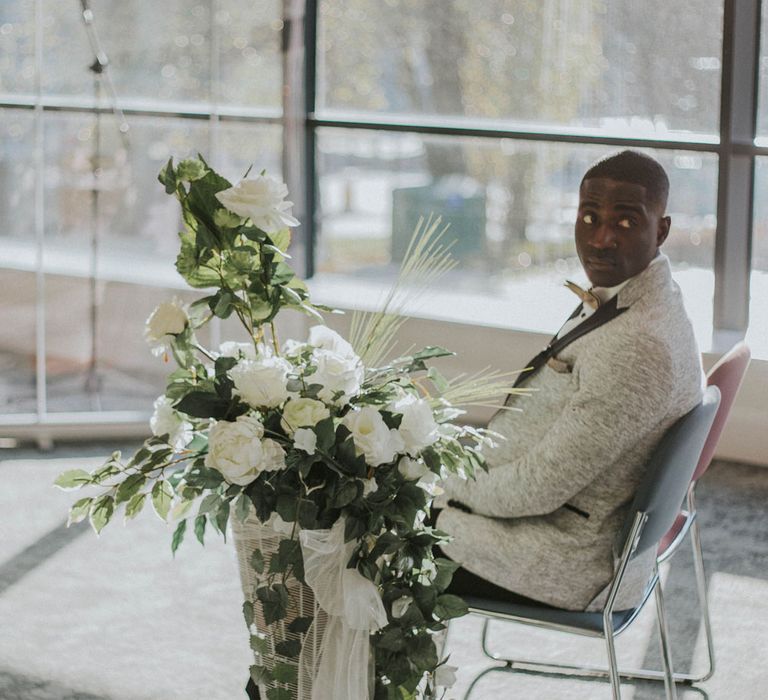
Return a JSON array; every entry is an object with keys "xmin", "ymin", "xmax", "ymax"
[
  {"xmin": 655, "ymin": 579, "xmax": 678, "ymax": 700},
  {"xmin": 690, "ymin": 513, "xmax": 716, "ymax": 682},
  {"xmin": 603, "ymin": 617, "xmax": 622, "ymax": 700}
]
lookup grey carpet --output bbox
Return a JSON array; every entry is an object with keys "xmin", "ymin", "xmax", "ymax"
[{"xmin": 0, "ymin": 444, "xmax": 766, "ymax": 699}]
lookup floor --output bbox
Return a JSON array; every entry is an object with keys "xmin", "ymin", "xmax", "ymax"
[{"xmin": 0, "ymin": 443, "xmax": 766, "ymax": 700}]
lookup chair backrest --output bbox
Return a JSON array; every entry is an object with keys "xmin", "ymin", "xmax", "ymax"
[
  {"xmin": 691, "ymin": 342, "xmax": 751, "ymax": 483},
  {"xmin": 626, "ymin": 385, "xmax": 720, "ymax": 556}
]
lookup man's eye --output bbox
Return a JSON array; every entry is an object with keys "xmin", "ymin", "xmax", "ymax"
[
  {"xmin": 582, "ymin": 213, "xmax": 594, "ymax": 224},
  {"xmin": 617, "ymin": 218, "xmax": 633, "ymax": 229}
]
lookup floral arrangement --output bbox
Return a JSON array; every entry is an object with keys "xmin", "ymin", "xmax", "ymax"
[{"xmin": 56, "ymin": 156, "xmax": 517, "ymax": 700}]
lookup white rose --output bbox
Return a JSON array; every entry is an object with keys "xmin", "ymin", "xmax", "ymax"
[
  {"xmin": 434, "ymin": 665, "xmax": 458, "ymax": 689},
  {"xmin": 308, "ymin": 325, "xmax": 357, "ymax": 360},
  {"xmin": 144, "ymin": 299, "xmax": 188, "ymax": 355},
  {"xmin": 215, "ymin": 174, "xmax": 300, "ymax": 234},
  {"xmin": 392, "ymin": 394, "xmax": 439, "ymax": 454},
  {"xmin": 312, "ymin": 348, "xmax": 364, "ymax": 405},
  {"xmin": 218, "ymin": 341, "xmax": 256, "ymax": 360},
  {"xmin": 261, "ymin": 438, "xmax": 287, "ymax": 472},
  {"xmin": 231, "ymin": 356, "xmax": 291, "ymax": 409},
  {"xmin": 391, "ymin": 595, "xmax": 413, "ymax": 620},
  {"xmin": 149, "ymin": 395, "xmax": 193, "ymax": 451},
  {"xmin": 205, "ymin": 414, "xmax": 265, "ymax": 486},
  {"xmin": 293, "ymin": 428, "xmax": 317, "ymax": 454},
  {"xmin": 281, "ymin": 398, "xmax": 330, "ymax": 434},
  {"xmin": 397, "ymin": 456, "xmax": 430, "ymax": 481},
  {"xmin": 342, "ymin": 406, "xmax": 404, "ymax": 467}
]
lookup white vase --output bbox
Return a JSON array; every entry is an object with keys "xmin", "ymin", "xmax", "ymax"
[{"xmin": 232, "ymin": 511, "xmax": 327, "ymax": 700}]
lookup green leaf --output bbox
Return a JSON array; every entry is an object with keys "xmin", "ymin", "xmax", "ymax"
[
  {"xmin": 194, "ymin": 514, "xmax": 207, "ymax": 545},
  {"xmin": 272, "ymin": 661, "xmax": 298, "ymax": 684},
  {"xmin": 67, "ymin": 497, "xmax": 93, "ymax": 526},
  {"xmin": 184, "ymin": 465, "xmax": 224, "ymax": 489},
  {"xmin": 91, "ymin": 463, "xmax": 121, "ymax": 484},
  {"xmin": 275, "ymin": 639, "xmax": 302, "ymax": 658},
  {"xmin": 158, "ymin": 157, "xmax": 177, "ymax": 194},
  {"xmin": 434, "ymin": 594, "xmax": 468, "ymax": 621},
  {"xmin": 174, "ymin": 391, "xmax": 238, "ymax": 420},
  {"xmin": 297, "ymin": 499, "xmax": 318, "ymax": 531},
  {"xmin": 54, "ymin": 469, "xmax": 92, "ymax": 490},
  {"xmin": 433, "ymin": 558, "xmax": 460, "ymax": 592},
  {"xmin": 408, "ymin": 632, "xmax": 438, "ymax": 670},
  {"xmin": 256, "ymin": 584, "xmax": 289, "ymax": 625},
  {"xmin": 314, "ymin": 417, "xmax": 336, "ymax": 452},
  {"xmin": 275, "ymin": 494, "xmax": 298, "ymax": 523},
  {"xmin": 124, "ymin": 492, "xmax": 146, "ymax": 521},
  {"xmin": 269, "ymin": 538, "xmax": 304, "ymax": 580},
  {"xmin": 249, "ymin": 664, "xmax": 272, "ymax": 686},
  {"xmin": 169, "ymin": 498, "xmax": 195, "ymax": 522},
  {"xmin": 287, "ymin": 616, "xmax": 313, "ymax": 635},
  {"xmin": 177, "ymin": 157, "xmax": 207, "ymax": 182},
  {"xmin": 151, "ymin": 480, "xmax": 174, "ymax": 521},
  {"xmin": 175, "ymin": 229, "xmax": 221, "ymax": 288},
  {"xmin": 250, "ymin": 634, "xmax": 270, "ymax": 656},
  {"xmin": 171, "ymin": 519, "xmax": 187, "ymax": 555},
  {"xmin": 114, "ymin": 473, "xmax": 147, "ymax": 505},
  {"xmin": 235, "ymin": 493, "xmax": 251, "ymax": 523},
  {"xmin": 242, "ymin": 600, "xmax": 255, "ymax": 628},
  {"xmin": 250, "ymin": 548, "xmax": 265, "ymax": 574},
  {"xmin": 213, "ymin": 499, "xmax": 230, "ymax": 538},
  {"xmin": 375, "ymin": 626, "xmax": 406, "ymax": 652},
  {"xmin": 89, "ymin": 495, "xmax": 114, "ymax": 535},
  {"xmin": 332, "ymin": 480, "xmax": 360, "ymax": 508},
  {"xmin": 198, "ymin": 494, "xmax": 224, "ymax": 518},
  {"xmin": 427, "ymin": 366, "xmax": 450, "ymax": 394},
  {"xmin": 212, "ymin": 291, "xmax": 236, "ymax": 319}
]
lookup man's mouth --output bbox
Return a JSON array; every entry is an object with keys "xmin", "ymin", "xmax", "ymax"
[{"xmin": 586, "ymin": 257, "xmax": 616, "ymax": 269}]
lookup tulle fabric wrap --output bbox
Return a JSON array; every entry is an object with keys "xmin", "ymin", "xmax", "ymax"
[{"xmin": 299, "ymin": 518, "xmax": 388, "ymax": 700}]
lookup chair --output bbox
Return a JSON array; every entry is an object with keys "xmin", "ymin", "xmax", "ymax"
[
  {"xmin": 461, "ymin": 385, "xmax": 721, "ymax": 700},
  {"xmin": 655, "ymin": 342, "xmax": 751, "ymax": 683}
]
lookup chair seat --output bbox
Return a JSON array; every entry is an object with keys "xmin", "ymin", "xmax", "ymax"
[{"xmin": 464, "ymin": 595, "xmax": 637, "ymax": 634}]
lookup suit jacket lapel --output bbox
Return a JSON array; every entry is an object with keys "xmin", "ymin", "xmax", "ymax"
[{"xmin": 512, "ymin": 296, "xmax": 629, "ymax": 389}]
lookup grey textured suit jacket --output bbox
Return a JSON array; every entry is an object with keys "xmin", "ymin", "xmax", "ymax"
[{"xmin": 438, "ymin": 255, "xmax": 703, "ymax": 611}]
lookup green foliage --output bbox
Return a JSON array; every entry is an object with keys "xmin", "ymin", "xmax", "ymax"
[
  {"xmin": 151, "ymin": 480, "xmax": 174, "ymax": 521},
  {"xmin": 57, "ymin": 155, "xmax": 508, "ymax": 698},
  {"xmin": 171, "ymin": 519, "xmax": 187, "ymax": 555},
  {"xmin": 89, "ymin": 495, "xmax": 114, "ymax": 534},
  {"xmin": 55, "ymin": 469, "xmax": 92, "ymax": 489}
]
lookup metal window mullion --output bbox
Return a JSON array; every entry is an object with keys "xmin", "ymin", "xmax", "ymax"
[
  {"xmin": 281, "ymin": 0, "xmax": 316, "ymax": 279},
  {"xmin": 34, "ymin": 0, "xmax": 47, "ymax": 419},
  {"xmin": 209, "ymin": 0, "xmax": 222, "ymax": 350},
  {"xmin": 304, "ymin": 0, "xmax": 318, "ymax": 279},
  {"xmin": 714, "ymin": 0, "xmax": 760, "ymax": 344}
]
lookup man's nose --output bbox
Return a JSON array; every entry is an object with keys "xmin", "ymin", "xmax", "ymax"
[{"xmin": 589, "ymin": 223, "xmax": 616, "ymax": 249}]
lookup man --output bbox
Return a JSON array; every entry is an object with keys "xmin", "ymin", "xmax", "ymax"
[{"xmin": 436, "ymin": 150, "xmax": 703, "ymax": 611}]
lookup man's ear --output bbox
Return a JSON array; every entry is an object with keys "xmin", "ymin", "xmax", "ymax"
[{"xmin": 657, "ymin": 215, "xmax": 671, "ymax": 247}]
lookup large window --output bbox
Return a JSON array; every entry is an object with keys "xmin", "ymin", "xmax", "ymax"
[
  {"xmin": 312, "ymin": 0, "xmax": 732, "ymax": 348},
  {"xmin": 0, "ymin": 0, "xmax": 765, "ymax": 430},
  {"xmin": 0, "ymin": 2, "xmax": 283, "ymax": 417}
]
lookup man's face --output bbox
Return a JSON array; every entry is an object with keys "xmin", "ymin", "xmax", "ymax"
[{"xmin": 575, "ymin": 177, "xmax": 670, "ymax": 287}]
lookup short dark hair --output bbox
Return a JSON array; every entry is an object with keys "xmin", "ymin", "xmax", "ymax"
[{"xmin": 581, "ymin": 150, "xmax": 670, "ymax": 212}]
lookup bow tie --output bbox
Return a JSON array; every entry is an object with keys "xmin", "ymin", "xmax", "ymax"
[{"xmin": 564, "ymin": 280, "xmax": 601, "ymax": 310}]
